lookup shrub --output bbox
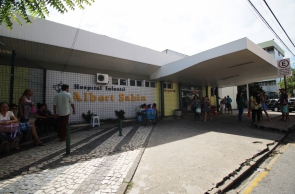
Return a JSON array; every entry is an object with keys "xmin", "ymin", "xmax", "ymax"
[
  {"xmin": 115, "ymin": 110, "xmax": 125, "ymax": 120},
  {"xmin": 82, "ymin": 110, "xmax": 94, "ymax": 123}
]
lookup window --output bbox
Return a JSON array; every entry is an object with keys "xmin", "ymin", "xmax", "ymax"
[
  {"xmin": 150, "ymin": 82, "xmax": 156, "ymax": 88},
  {"xmin": 112, "ymin": 78, "xmax": 127, "ymax": 86},
  {"xmin": 164, "ymin": 82, "xmax": 172, "ymax": 89},
  {"xmin": 266, "ymin": 47, "xmax": 274, "ymax": 54},
  {"xmin": 130, "ymin": 80, "xmax": 136, "ymax": 86},
  {"xmin": 112, "ymin": 78, "xmax": 118, "ymax": 85},
  {"xmin": 120, "ymin": 79, "xmax": 127, "ymax": 86},
  {"xmin": 145, "ymin": 81, "xmax": 156, "ymax": 88},
  {"xmin": 129, "ymin": 79, "xmax": 142, "ymax": 87},
  {"xmin": 137, "ymin": 80, "xmax": 142, "ymax": 87}
]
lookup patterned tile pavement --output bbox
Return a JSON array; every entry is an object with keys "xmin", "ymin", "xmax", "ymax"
[{"xmin": 0, "ymin": 123, "xmax": 153, "ymax": 194}]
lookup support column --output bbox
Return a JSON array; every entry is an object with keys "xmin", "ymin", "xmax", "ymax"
[
  {"xmin": 160, "ymin": 81, "xmax": 165, "ymax": 117},
  {"xmin": 178, "ymin": 83, "xmax": 182, "ymax": 110},
  {"xmin": 43, "ymin": 69, "xmax": 47, "ymax": 104},
  {"xmin": 215, "ymin": 87, "xmax": 219, "ymax": 111},
  {"xmin": 246, "ymin": 84, "xmax": 249, "ymax": 106},
  {"xmin": 9, "ymin": 50, "xmax": 16, "ymax": 105}
]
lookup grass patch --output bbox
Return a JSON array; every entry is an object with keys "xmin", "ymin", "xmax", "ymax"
[{"xmin": 127, "ymin": 181, "xmax": 133, "ymax": 192}]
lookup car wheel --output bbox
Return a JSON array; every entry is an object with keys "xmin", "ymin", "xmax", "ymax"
[{"xmin": 274, "ymin": 107, "xmax": 279, "ymax": 112}]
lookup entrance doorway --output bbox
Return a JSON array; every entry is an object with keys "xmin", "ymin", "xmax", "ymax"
[{"xmin": 182, "ymin": 86, "xmax": 202, "ymax": 112}]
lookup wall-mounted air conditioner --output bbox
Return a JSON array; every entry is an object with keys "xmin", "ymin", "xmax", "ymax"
[{"xmin": 97, "ymin": 73, "xmax": 109, "ymax": 84}]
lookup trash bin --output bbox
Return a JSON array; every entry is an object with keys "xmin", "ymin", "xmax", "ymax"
[{"xmin": 211, "ymin": 106, "xmax": 218, "ymax": 116}]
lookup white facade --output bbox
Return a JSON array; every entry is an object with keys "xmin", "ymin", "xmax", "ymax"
[
  {"xmin": 218, "ymin": 87, "xmax": 238, "ymax": 109},
  {"xmin": 46, "ymin": 70, "xmax": 159, "ymax": 123}
]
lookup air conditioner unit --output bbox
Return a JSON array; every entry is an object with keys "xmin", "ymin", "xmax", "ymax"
[{"xmin": 97, "ymin": 73, "xmax": 109, "ymax": 84}]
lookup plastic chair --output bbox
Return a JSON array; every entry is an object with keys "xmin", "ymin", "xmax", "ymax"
[{"xmin": 90, "ymin": 115, "xmax": 100, "ymax": 127}]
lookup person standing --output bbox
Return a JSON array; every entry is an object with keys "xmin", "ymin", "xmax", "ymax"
[
  {"xmin": 203, "ymin": 96, "xmax": 212, "ymax": 122},
  {"xmin": 182, "ymin": 98, "xmax": 188, "ymax": 115},
  {"xmin": 250, "ymin": 92, "xmax": 261, "ymax": 124},
  {"xmin": 53, "ymin": 84, "xmax": 75, "ymax": 142},
  {"xmin": 226, "ymin": 95, "xmax": 232, "ymax": 114},
  {"xmin": 279, "ymin": 88, "xmax": 289, "ymax": 121},
  {"xmin": 18, "ymin": 89, "xmax": 34, "ymax": 123},
  {"xmin": 236, "ymin": 93, "xmax": 245, "ymax": 122},
  {"xmin": 220, "ymin": 97, "xmax": 226, "ymax": 114},
  {"xmin": 259, "ymin": 91, "xmax": 271, "ymax": 121},
  {"xmin": 191, "ymin": 95, "xmax": 201, "ymax": 121}
]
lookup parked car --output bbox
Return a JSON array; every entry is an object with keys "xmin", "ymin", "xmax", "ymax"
[
  {"xmin": 266, "ymin": 99, "xmax": 280, "ymax": 112},
  {"xmin": 288, "ymin": 98, "xmax": 295, "ymax": 112},
  {"xmin": 266, "ymin": 98, "xmax": 295, "ymax": 112}
]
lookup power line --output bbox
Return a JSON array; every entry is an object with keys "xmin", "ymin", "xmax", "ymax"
[
  {"xmin": 246, "ymin": 0, "xmax": 295, "ymax": 56},
  {"xmin": 263, "ymin": 0, "xmax": 295, "ymax": 48},
  {"xmin": 62, "ymin": 11, "xmax": 85, "ymax": 72}
]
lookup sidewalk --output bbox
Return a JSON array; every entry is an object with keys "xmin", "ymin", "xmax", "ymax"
[
  {"xmin": 128, "ymin": 111, "xmax": 292, "ymax": 194},
  {"xmin": 0, "ymin": 111, "xmax": 293, "ymax": 194}
]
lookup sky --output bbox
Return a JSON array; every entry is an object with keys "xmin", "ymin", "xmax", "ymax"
[{"xmin": 47, "ymin": 0, "xmax": 295, "ymax": 67}]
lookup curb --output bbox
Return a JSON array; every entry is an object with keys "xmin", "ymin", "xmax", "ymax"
[
  {"xmin": 205, "ymin": 121, "xmax": 295, "ymax": 194},
  {"xmin": 117, "ymin": 125, "xmax": 156, "ymax": 194}
]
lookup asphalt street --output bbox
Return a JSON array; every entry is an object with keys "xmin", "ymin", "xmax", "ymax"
[{"xmin": 235, "ymin": 129, "xmax": 295, "ymax": 194}]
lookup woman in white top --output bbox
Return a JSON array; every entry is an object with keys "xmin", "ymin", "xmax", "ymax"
[
  {"xmin": 0, "ymin": 102, "xmax": 22, "ymax": 149},
  {"xmin": 1, "ymin": 102, "xmax": 44, "ymax": 149}
]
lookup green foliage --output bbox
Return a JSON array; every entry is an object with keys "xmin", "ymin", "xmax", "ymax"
[
  {"xmin": 114, "ymin": 110, "xmax": 125, "ymax": 120},
  {"xmin": 82, "ymin": 110, "xmax": 93, "ymax": 123},
  {"xmin": 0, "ymin": 0, "xmax": 94, "ymax": 29},
  {"xmin": 237, "ymin": 83, "xmax": 265, "ymax": 98},
  {"xmin": 278, "ymin": 68, "xmax": 295, "ymax": 96}
]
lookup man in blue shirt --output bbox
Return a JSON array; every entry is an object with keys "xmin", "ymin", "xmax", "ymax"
[
  {"xmin": 227, "ymin": 95, "xmax": 232, "ymax": 114},
  {"xmin": 53, "ymin": 84, "xmax": 75, "ymax": 141}
]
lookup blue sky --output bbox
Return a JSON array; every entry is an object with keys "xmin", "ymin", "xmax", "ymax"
[{"xmin": 47, "ymin": 0, "xmax": 295, "ymax": 66}]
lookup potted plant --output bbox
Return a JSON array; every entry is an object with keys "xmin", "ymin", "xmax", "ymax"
[
  {"xmin": 115, "ymin": 110, "xmax": 125, "ymax": 136},
  {"xmin": 174, "ymin": 109, "xmax": 182, "ymax": 116},
  {"xmin": 82, "ymin": 110, "xmax": 94, "ymax": 123}
]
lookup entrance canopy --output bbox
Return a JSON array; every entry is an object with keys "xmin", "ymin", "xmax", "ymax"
[
  {"xmin": 0, "ymin": 19, "xmax": 278, "ymax": 87},
  {"xmin": 151, "ymin": 38, "xmax": 278, "ymax": 87}
]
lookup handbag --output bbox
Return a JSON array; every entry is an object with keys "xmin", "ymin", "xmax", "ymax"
[
  {"xmin": 0, "ymin": 121, "xmax": 19, "ymax": 138},
  {"xmin": 31, "ymin": 105, "xmax": 37, "ymax": 114},
  {"xmin": 196, "ymin": 107, "xmax": 201, "ymax": 113}
]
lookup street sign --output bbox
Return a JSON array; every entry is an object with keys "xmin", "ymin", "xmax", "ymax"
[{"xmin": 277, "ymin": 58, "xmax": 292, "ymax": 76}]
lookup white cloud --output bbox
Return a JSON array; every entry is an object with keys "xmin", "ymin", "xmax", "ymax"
[{"xmin": 46, "ymin": 0, "xmax": 295, "ymax": 58}]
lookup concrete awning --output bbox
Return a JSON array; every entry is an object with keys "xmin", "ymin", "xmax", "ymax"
[
  {"xmin": 151, "ymin": 38, "xmax": 279, "ymax": 87},
  {"xmin": 0, "ymin": 19, "xmax": 279, "ymax": 87}
]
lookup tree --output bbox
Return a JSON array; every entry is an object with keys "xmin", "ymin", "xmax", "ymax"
[
  {"xmin": 237, "ymin": 83, "xmax": 265, "ymax": 99},
  {"xmin": 0, "ymin": 0, "xmax": 94, "ymax": 29},
  {"xmin": 278, "ymin": 68, "xmax": 295, "ymax": 97}
]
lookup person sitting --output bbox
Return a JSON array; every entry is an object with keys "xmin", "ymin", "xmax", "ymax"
[
  {"xmin": 35, "ymin": 103, "xmax": 49, "ymax": 127},
  {"xmin": 44, "ymin": 104, "xmax": 59, "ymax": 130},
  {"xmin": 152, "ymin": 103, "xmax": 161, "ymax": 120},
  {"xmin": 0, "ymin": 102, "xmax": 22, "ymax": 150},
  {"xmin": 9, "ymin": 103, "xmax": 45, "ymax": 147},
  {"xmin": 141, "ymin": 104, "xmax": 147, "ymax": 111}
]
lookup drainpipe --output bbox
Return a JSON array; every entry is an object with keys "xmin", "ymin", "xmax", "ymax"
[
  {"xmin": 179, "ymin": 83, "xmax": 182, "ymax": 110},
  {"xmin": 160, "ymin": 81, "xmax": 164, "ymax": 117},
  {"xmin": 9, "ymin": 50, "xmax": 16, "ymax": 105}
]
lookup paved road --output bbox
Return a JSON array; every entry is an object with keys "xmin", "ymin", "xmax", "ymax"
[
  {"xmin": 127, "ymin": 112, "xmax": 288, "ymax": 194},
  {"xmin": 0, "ymin": 110, "xmax": 293, "ymax": 194},
  {"xmin": 237, "ymin": 131, "xmax": 295, "ymax": 194}
]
